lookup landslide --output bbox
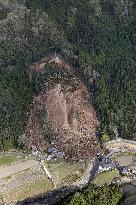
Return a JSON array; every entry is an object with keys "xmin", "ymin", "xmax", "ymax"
[{"xmin": 25, "ymin": 55, "xmax": 103, "ymax": 161}]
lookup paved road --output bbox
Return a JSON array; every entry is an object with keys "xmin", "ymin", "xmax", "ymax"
[
  {"xmin": 0, "ymin": 160, "xmax": 39, "ymax": 179},
  {"xmin": 73, "ymin": 160, "xmax": 94, "ymax": 187},
  {"xmin": 73, "ymin": 158, "xmax": 100, "ymax": 188}
]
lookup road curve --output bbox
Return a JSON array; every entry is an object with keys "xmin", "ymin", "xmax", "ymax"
[
  {"xmin": 105, "ymin": 139, "xmax": 136, "ymax": 152},
  {"xmin": 0, "ymin": 160, "xmax": 39, "ymax": 179}
]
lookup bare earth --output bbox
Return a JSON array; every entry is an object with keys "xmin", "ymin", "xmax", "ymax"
[
  {"xmin": 0, "ymin": 160, "xmax": 39, "ymax": 179},
  {"xmin": 26, "ymin": 55, "xmax": 103, "ymax": 160}
]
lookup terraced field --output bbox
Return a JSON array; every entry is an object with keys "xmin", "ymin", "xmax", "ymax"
[
  {"xmin": 0, "ymin": 154, "xmax": 87, "ymax": 204},
  {"xmin": 0, "ymin": 155, "xmax": 52, "ymax": 204},
  {"xmin": 1, "ymin": 178, "xmax": 53, "ymax": 205}
]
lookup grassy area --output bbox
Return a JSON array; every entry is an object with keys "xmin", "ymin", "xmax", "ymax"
[
  {"xmin": 112, "ymin": 152, "xmax": 136, "ymax": 166},
  {"xmin": 0, "ymin": 156, "xmax": 18, "ymax": 167},
  {"xmin": 2, "ymin": 178, "xmax": 53, "ymax": 203},
  {"xmin": 93, "ymin": 170, "xmax": 120, "ymax": 186},
  {"xmin": 46, "ymin": 159, "xmax": 86, "ymax": 185},
  {"xmin": 112, "ymin": 152, "xmax": 136, "ymax": 159},
  {"xmin": 0, "ymin": 158, "xmax": 86, "ymax": 203},
  {"xmin": 62, "ymin": 174, "xmax": 79, "ymax": 185}
]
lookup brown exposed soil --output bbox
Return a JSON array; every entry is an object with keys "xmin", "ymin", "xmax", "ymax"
[{"xmin": 25, "ymin": 54, "xmax": 103, "ymax": 161}]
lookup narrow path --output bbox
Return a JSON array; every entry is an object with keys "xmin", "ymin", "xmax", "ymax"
[
  {"xmin": 0, "ymin": 160, "xmax": 39, "ymax": 179},
  {"xmin": 39, "ymin": 159, "xmax": 56, "ymax": 188},
  {"xmin": 31, "ymin": 148, "xmax": 56, "ymax": 187},
  {"xmin": 73, "ymin": 161, "xmax": 93, "ymax": 187}
]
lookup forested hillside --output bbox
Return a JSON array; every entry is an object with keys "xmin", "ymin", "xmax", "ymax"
[
  {"xmin": 0, "ymin": 0, "xmax": 72, "ymax": 150},
  {"xmin": 26, "ymin": 0, "xmax": 136, "ymax": 139},
  {"xmin": 0, "ymin": 0, "xmax": 136, "ymax": 150},
  {"xmin": 55, "ymin": 183, "xmax": 123, "ymax": 205}
]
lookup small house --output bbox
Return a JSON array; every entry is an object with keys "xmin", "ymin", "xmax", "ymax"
[
  {"xmin": 48, "ymin": 147, "xmax": 58, "ymax": 154},
  {"xmin": 120, "ymin": 166, "xmax": 132, "ymax": 176},
  {"xmin": 99, "ymin": 162, "xmax": 116, "ymax": 172}
]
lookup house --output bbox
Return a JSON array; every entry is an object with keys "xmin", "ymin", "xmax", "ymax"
[
  {"xmin": 99, "ymin": 162, "xmax": 116, "ymax": 172},
  {"xmin": 98, "ymin": 156, "xmax": 116, "ymax": 172},
  {"xmin": 129, "ymin": 166, "xmax": 136, "ymax": 175},
  {"xmin": 120, "ymin": 166, "xmax": 133, "ymax": 176},
  {"xmin": 48, "ymin": 147, "xmax": 58, "ymax": 154},
  {"xmin": 55, "ymin": 152, "xmax": 65, "ymax": 158},
  {"xmin": 120, "ymin": 167, "xmax": 130, "ymax": 175},
  {"xmin": 47, "ymin": 147, "xmax": 65, "ymax": 159},
  {"xmin": 131, "ymin": 168, "xmax": 136, "ymax": 175}
]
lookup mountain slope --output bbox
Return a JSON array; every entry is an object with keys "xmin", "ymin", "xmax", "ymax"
[
  {"xmin": 25, "ymin": 56, "xmax": 102, "ymax": 160},
  {"xmin": 0, "ymin": 0, "xmax": 136, "ymax": 152}
]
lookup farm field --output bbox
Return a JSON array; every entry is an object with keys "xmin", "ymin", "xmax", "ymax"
[
  {"xmin": 45, "ymin": 159, "xmax": 87, "ymax": 186},
  {"xmin": 0, "ymin": 155, "xmax": 87, "ymax": 204},
  {"xmin": 112, "ymin": 152, "xmax": 136, "ymax": 166},
  {"xmin": 93, "ymin": 170, "xmax": 120, "ymax": 186},
  {"xmin": 0, "ymin": 156, "xmax": 19, "ymax": 167},
  {"xmin": 1, "ymin": 178, "xmax": 53, "ymax": 204},
  {"xmin": 0, "ymin": 155, "xmax": 50, "ymax": 204}
]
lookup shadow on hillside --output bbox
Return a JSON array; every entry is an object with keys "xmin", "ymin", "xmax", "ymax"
[{"xmin": 16, "ymin": 185, "xmax": 77, "ymax": 205}]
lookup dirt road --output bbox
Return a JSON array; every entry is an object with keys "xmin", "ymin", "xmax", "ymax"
[
  {"xmin": 0, "ymin": 160, "xmax": 39, "ymax": 179},
  {"xmin": 105, "ymin": 139, "xmax": 136, "ymax": 152}
]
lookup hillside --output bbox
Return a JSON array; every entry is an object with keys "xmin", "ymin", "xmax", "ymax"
[
  {"xmin": 0, "ymin": 1, "xmax": 136, "ymax": 204},
  {"xmin": 55, "ymin": 183, "xmax": 123, "ymax": 205},
  {"xmin": 26, "ymin": 0, "xmax": 136, "ymax": 140},
  {"xmin": 24, "ymin": 55, "xmax": 102, "ymax": 160},
  {"xmin": 0, "ymin": 0, "xmax": 136, "ymax": 152}
]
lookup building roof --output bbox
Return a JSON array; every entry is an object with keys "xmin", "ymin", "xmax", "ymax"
[
  {"xmin": 99, "ymin": 162, "xmax": 116, "ymax": 169},
  {"xmin": 100, "ymin": 158, "xmax": 113, "ymax": 164},
  {"xmin": 55, "ymin": 152, "xmax": 64, "ymax": 158},
  {"xmin": 48, "ymin": 147, "xmax": 58, "ymax": 153},
  {"xmin": 121, "ymin": 166, "xmax": 129, "ymax": 173}
]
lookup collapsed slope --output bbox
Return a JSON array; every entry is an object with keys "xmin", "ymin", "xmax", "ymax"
[{"xmin": 25, "ymin": 55, "xmax": 103, "ymax": 161}]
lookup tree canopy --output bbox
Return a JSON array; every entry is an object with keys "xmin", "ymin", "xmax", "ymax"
[{"xmin": 0, "ymin": 0, "xmax": 136, "ymax": 150}]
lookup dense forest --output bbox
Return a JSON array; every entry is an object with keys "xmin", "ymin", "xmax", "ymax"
[
  {"xmin": 0, "ymin": 0, "xmax": 136, "ymax": 150},
  {"xmin": 55, "ymin": 183, "xmax": 123, "ymax": 205},
  {"xmin": 26, "ymin": 0, "xmax": 136, "ymax": 140}
]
